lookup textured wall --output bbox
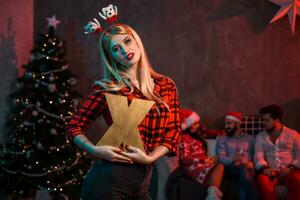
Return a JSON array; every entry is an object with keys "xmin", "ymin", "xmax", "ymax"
[
  {"xmin": 0, "ymin": 0, "xmax": 33, "ymax": 143},
  {"xmin": 33, "ymin": 0, "xmax": 300, "ymax": 132}
]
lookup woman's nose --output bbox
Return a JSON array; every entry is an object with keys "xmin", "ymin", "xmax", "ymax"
[{"xmin": 121, "ymin": 45, "xmax": 129, "ymax": 55}]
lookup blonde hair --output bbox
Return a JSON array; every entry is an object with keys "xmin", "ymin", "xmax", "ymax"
[{"xmin": 94, "ymin": 24, "xmax": 169, "ymax": 110}]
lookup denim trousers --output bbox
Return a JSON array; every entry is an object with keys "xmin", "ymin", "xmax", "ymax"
[{"xmin": 225, "ymin": 165, "xmax": 260, "ymax": 200}]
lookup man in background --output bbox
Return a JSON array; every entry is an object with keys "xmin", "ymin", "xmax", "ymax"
[
  {"xmin": 255, "ymin": 104, "xmax": 300, "ymax": 200},
  {"xmin": 216, "ymin": 111, "xmax": 259, "ymax": 200}
]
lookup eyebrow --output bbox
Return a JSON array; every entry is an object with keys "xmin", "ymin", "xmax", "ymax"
[{"xmin": 111, "ymin": 36, "xmax": 130, "ymax": 49}]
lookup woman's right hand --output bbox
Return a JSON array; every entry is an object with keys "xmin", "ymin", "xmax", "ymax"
[
  {"xmin": 205, "ymin": 156, "xmax": 217, "ymax": 165},
  {"xmin": 91, "ymin": 145, "xmax": 133, "ymax": 163},
  {"xmin": 262, "ymin": 168, "xmax": 278, "ymax": 178}
]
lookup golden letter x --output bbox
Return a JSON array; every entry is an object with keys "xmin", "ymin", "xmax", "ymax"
[{"xmin": 96, "ymin": 93, "xmax": 155, "ymax": 152}]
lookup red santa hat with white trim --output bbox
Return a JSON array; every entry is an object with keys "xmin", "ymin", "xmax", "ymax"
[
  {"xmin": 225, "ymin": 111, "xmax": 242, "ymax": 123},
  {"xmin": 180, "ymin": 109, "xmax": 200, "ymax": 131}
]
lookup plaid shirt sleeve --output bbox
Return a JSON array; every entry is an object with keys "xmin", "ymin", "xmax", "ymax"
[
  {"xmin": 160, "ymin": 79, "xmax": 181, "ymax": 156},
  {"xmin": 66, "ymin": 86, "xmax": 107, "ymax": 142}
]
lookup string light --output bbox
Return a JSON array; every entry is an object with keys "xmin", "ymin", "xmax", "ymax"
[{"xmin": 25, "ymin": 66, "xmax": 68, "ymax": 81}]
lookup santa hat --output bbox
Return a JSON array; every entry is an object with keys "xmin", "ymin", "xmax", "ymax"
[
  {"xmin": 225, "ymin": 111, "xmax": 242, "ymax": 123},
  {"xmin": 180, "ymin": 109, "xmax": 200, "ymax": 131}
]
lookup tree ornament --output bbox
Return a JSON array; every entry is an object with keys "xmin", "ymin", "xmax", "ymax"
[
  {"xmin": 49, "ymin": 73, "xmax": 55, "ymax": 82},
  {"xmin": 50, "ymin": 128, "xmax": 57, "ymax": 135},
  {"xmin": 16, "ymin": 82, "xmax": 23, "ymax": 89},
  {"xmin": 36, "ymin": 142, "xmax": 43, "ymax": 150},
  {"xmin": 68, "ymin": 77, "xmax": 77, "ymax": 85},
  {"xmin": 32, "ymin": 110, "xmax": 38, "ymax": 117},
  {"xmin": 48, "ymin": 83, "xmax": 57, "ymax": 92},
  {"xmin": 39, "ymin": 64, "xmax": 47, "ymax": 72}
]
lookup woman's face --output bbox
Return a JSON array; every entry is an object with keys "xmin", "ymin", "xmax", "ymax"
[
  {"xmin": 190, "ymin": 121, "xmax": 200, "ymax": 133},
  {"xmin": 109, "ymin": 34, "xmax": 141, "ymax": 68}
]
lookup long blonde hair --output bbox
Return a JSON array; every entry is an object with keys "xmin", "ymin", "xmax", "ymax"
[{"xmin": 95, "ymin": 24, "xmax": 168, "ymax": 109}]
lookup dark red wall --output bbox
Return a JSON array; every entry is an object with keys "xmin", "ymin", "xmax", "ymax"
[{"xmin": 30, "ymin": 0, "xmax": 300, "ymax": 133}]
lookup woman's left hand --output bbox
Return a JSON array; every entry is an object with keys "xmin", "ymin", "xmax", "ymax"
[
  {"xmin": 245, "ymin": 161, "xmax": 254, "ymax": 169},
  {"xmin": 120, "ymin": 145, "xmax": 153, "ymax": 165}
]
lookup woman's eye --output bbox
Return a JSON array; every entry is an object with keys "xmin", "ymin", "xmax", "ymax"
[
  {"xmin": 125, "ymin": 39, "xmax": 131, "ymax": 45},
  {"xmin": 112, "ymin": 46, "xmax": 120, "ymax": 52}
]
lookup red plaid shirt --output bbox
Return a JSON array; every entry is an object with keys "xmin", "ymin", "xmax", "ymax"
[{"xmin": 66, "ymin": 74, "xmax": 181, "ymax": 156}]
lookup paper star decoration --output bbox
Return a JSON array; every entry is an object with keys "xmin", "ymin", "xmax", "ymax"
[
  {"xmin": 269, "ymin": 0, "xmax": 300, "ymax": 34},
  {"xmin": 47, "ymin": 15, "xmax": 61, "ymax": 29}
]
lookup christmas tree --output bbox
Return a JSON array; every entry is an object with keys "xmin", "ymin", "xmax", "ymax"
[{"xmin": 0, "ymin": 15, "xmax": 91, "ymax": 199}]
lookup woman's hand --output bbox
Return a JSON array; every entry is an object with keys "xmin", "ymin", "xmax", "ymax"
[
  {"xmin": 205, "ymin": 156, "xmax": 217, "ymax": 165},
  {"xmin": 91, "ymin": 145, "xmax": 133, "ymax": 163},
  {"xmin": 278, "ymin": 167, "xmax": 291, "ymax": 178},
  {"xmin": 73, "ymin": 135, "xmax": 133, "ymax": 163},
  {"xmin": 233, "ymin": 152, "xmax": 243, "ymax": 164},
  {"xmin": 120, "ymin": 145, "xmax": 154, "ymax": 165},
  {"xmin": 244, "ymin": 161, "xmax": 254, "ymax": 169},
  {"xmin": 262, "ymin": 168, "xmax": 278, "ymax": 178}
]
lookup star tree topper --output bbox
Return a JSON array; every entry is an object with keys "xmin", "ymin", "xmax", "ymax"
[
  {"xmin": 269, "ymin": 0, "xmax": 300, "ymax": 34},
  {"xmin": 47, "ymin": 15, "xmax": 61, "ymax": 29}
]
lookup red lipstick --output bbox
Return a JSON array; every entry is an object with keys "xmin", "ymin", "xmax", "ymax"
[{"xmin": 126, "ymin": 53, "xmax": 134, "ymax": 61}]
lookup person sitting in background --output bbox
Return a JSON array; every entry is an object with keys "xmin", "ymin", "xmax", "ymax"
[
  {"xmin": 179, "ymin": 109, "xmax": 224, "ymax": 200},
  {"xmin": 181, "ymin": 110, "xmax": 223, "ymax": 139},
  {"xmin": 216, "ymin": 112, "xmax": 259, "ymax": 200},
  {"xmin": 255, "ymin": 104, "xmax": 300, "ymax": 200}
]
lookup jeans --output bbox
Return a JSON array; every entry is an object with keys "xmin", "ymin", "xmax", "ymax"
[{"xmin": 225, "ymin": 166, "xmax": 259, "ymax": 200}]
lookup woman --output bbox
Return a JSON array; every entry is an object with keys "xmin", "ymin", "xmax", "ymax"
[
  {"xmin": 179, "ymin": 109, "xmax": 224, "ymax": 200},
  {"xmin": 66, "ymin": 7, "xmax": 181, "ymax": 200}
]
